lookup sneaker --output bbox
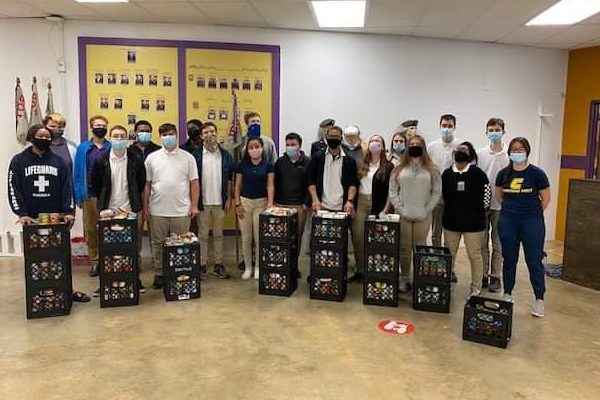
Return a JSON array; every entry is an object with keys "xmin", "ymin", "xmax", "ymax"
[
  {"xmin": 89, "ymin": 264, "xmax": 99, "ymax": 277},
  {"xmin": 241, "ymin": 268, "xmax": 252, "ymax": 280},
  {"xmin": 398, "ymin": 278, "xmax": 409, "ymax": 293},
  {"xmin": 532, "ymin": 299, "xmax": 545, "ymax": 318},
  {"xmin": 152, "ymin": 275, "xmax": 163, "ymax": 290},
  {"xmin": 451, "ymin": 272, "xmax": 458, "ymax": 283},
  {"xmin": 93, "ymin": 288, "xmax": 100, "ymax": 297},
  {"xmin": 482, "ymin": 276, "xmax": 489, "ymax": 289},
  {"xmin": 200, "ymin": 265, "xmax": 208, "ymax": 280},
  {"xmin": 138, "ymin": 280, "xmax": 146, "ymax": 294},
  {"xmin": 237, "ymin": 260, "xmax": 245, "ymax": 271},
  {"xmin": 213, "ymin": 264, "xmax": 230, "ymax": 279},
  {"xmin": 467, "ymin": 289, "xmax": 481, "ymax": 300},
  {"xmin": 502, "ymin": 293, "xmax": 514, "ymax": 303},
  {"xmin": 347, "ymin": 272, "xmax": 364, "ymax": 283},
  {"xmin": 254, "ymin": 267, "xmax": 259, "ymax": 280},
  {"xmin": 488, "ymin": 277, "xmax": 501, "ymax": 293}
]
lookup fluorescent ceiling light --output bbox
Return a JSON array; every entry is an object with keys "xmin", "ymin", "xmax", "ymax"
[
  {"xmin": 527, "ymin": 0, "xmax": 600, "ymax": 25},
  {"xmin": 75, "ymin": 0, "xmax": 129, "ymax": 3},
  {"xmin": 311, "ymin": 1, "xmax": 366, "ymax": 28}
]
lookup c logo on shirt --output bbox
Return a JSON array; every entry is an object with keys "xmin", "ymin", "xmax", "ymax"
[{"xmin": 509, "ymin": 178, "xmax": 524, "ymax": 191}]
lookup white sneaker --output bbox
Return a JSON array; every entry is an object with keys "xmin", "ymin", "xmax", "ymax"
[
  {"xmin": 532, "ymin": 299, "xmax": 545, "ymax": 318},
  {"xmin": 467, "ymin": 289, "xmax": 481, "ymax": 300},
  {"xmin": 253, "ymin": 267, "xmax": 259, "ymax": 280},
  {"xmin": 398, "ymin": 278, "xmax": 408, "ymax": 293},
  {"xmin": 502, "ymin": 293, "xmax": 514, "ymax": 303},
  {"xmin": 241, "ymin": 268, "xmax": 252, "ymax": 280}
]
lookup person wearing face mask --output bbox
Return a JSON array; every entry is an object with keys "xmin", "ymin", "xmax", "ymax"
[
  {"xmin": 442, "ymin": 142, "xmax": 491, "ymax": 299},
  {"xmin": 45, "ymin": 113, "xmax": 76, "ymax": 174},
  {"xmin": 427, "ymin": 114, "xmax": 461, "ymax": 281},
  {"xmin": 9, "ymin": 125, "xmax": 90, "ymax": 303},
  {"xmin": 193, "ymin": 122, "xmax": 235, "ymax": 280},
  {"xmin": 389, "ymin": 131, "xmax": 408, "ymax": 166},
  {"xmin": 74, "ymin": 115, "xmax": 112, "ymax": 277},
  {"xmin": 341, "ymin": 125, "xmax": 367, "ymax": 165},
  {"xmin": 181, "ymin": 119, "xmax": 203, "ymax": 154},
  {"xmin": 235, "ymin": 137, "xmax": 275, "ymax": 280},
  {"xmin": 476, "ymin": 118, "xmax": 510, "ymax": 293},
  {"xmin": 310, "ymin": 118, "xmax": 335, "ymax": 157},
  {"xmin": 131, "ymin": 120, "xmax": 160, "ymax": 161},
  {"xmin": 274, "ymin": 132, "xmax": 310, "ymax": 248},
  {"xmin": 496, "ymin": 137, "xmax": 551, "ymax": 318},
  {"xmin": 238, "ymin": 111, "xmax": 278, "ymax": 165},
  {"xmin": 349, "ymin": 134, "xmax": 394, "ymax": 282},
  {"xmin": 143, "ymin": 123, "xmax": 200, "ymax": 289},
  {"xmin": 90, "ymin": 125, "xmax": 147, "ymax": 295},
  {"xmin": 389, "ymin": 135, "xmax": 441, "ymax": 292}
]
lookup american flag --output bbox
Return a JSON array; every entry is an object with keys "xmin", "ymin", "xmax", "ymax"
[
  {"xmin": 15, "ymin": 77, "xmax": 29, "ymax": 145},
  {"xmin": 45, "ymin": 81, "xmax": 54, "ymax": 116},
  {"xmin": 228, "ymin": 88, "xmax": 242, "ymax": 146},
  {"xmin": 29, "ymin": 76, "xmax": 43, "ymax": 127}
]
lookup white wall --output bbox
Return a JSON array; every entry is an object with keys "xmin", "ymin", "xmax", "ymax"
[{"xmin": 0, "ymin": 19, "xmax": 567, "ymax": 242}]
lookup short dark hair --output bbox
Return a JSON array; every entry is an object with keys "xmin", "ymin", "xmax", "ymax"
[
  {"xmin": 159, "ymin": 123, "xmax": 177, "ymax": 134},
  {"xmin": 285, "ymin": 132, "xmax": 302, "ymax": 146},
  {"xmin": 187, "ymin": 119, "xmax": 202, "ymax": 128},
  {"xmin": 89, "ymin": 115, "xmax": 108, "ymax": 128},
  {"xmin": 327, "ymin": 126, "xmax": 343, "ymax": 136},
  {"xmin": 201, "ymin": 122, "xmax": 217, "ymax": 133},
  {"xmin": 27, "ymin": 124, "xmax": 46, "ymax": 142},
  {"xmin": 110, "ymin": 125, "xmax": 128, "ymax": 136},
  {"xmin": 509, "ymin": 137, "xmax": 531, "ymax": 157},
  {"xmin": 244, "ymin": 111, "xmax": 260, "ymax": 125},
  {"xmin": 439, "ymin": 114, "xmax": 457, "ymax": 125},
  {"xmin": 486, "ymin": 118, "xmax": 505, "ymax": 130},
  {"xmin": 134, "ymin": 120, "xmax": 152, "ymax": 132},
  {"xmin": 460, "ymin": 141, "xmax": 478, "ymax": 164}
]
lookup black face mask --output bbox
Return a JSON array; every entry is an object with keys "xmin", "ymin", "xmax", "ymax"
[
  {"xmin": 408, "ymin": 145, "xmax": 423, "ymax": 158},
  {"xmin": 454, "ymin": 151, "xmax": 471, "ymax": 163},
  {"xmin": 188, "ymin": 128, "xmax": 201, "ymax": 141},
  {"xmin": 92, "ymin": 127, "xmax": 108, "ymax": 138},
  {"xmin": 33, "ymin": 138, "xmax": 51, "ymax": 152},
  {"xmin": 327, "ymin": 138, "xmax": 341, "ymax": 149}
]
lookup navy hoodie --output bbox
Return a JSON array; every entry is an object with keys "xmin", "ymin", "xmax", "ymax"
[{"xmin": 8, "ymin": 146, "xmax": 74, "ymax": 218}]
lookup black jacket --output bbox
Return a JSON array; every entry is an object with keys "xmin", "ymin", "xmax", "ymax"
[
  {"xmin": 130, "ymin": 141, "xmax": 161, "ymax": 161},
  {"xmin": 356, "ymin": 162, "xmax": 393, "ymax": 215},
  {"xmin": 90, "ymin": 149, "xmax": 146, "ymax": 213},
  {"xmin": 307, "ymin": 150, "xmax": 359, "ymax": 208},
  {"xmin": 274, "ymin": 152, "xmax": 310, "ymax": 205},
  {"xmin": 310, "ymin": 139, "xmax": 327, "ymax": 158},
  {"xmin": 181, "ymin": 139, "xmax": 201, "ymax": 155}
]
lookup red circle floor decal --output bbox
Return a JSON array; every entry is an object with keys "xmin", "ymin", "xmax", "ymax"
[{"xmin": 378, "ymin": 319, "xmax": 415, "ymax": 336}]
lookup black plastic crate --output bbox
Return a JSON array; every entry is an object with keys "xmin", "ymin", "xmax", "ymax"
[
  {"xmin": 463, "ymin": 296, "xmax": 513, "ymax": 349},
  {"xmin": 26, "ymin": 284, "xmax": 72, "ymax": 319},
  {"xmin": 100, "ymin": 253, "xmax": 139, "ymax": 275},
  {"xmin": 98, "ymin": 218, "xmax": 138, "ymax": 247},
  {"xmin": 100, "ymin": 277, "xmax": 139, "ymax": 308},
  {"xmin": 365, "ymin": 252, "xmax": 399, "ymax": 275},
  {"xmin": 259, "ymin": 242, "xmax": 298, "ymax": 271},
  {"xmin": 412, "ymin": 282, "xmax": 451, "ymax": 313},
  {"xmin": 364, "ymin": 219, "xmax": 400, "ymax": 248},
  {"xmin": 413, "ymin": 246, "xmax": 453, "ymax": 284},
  {"xmin": 309, "ymin": 276, "xmax": 346, "ymax": 302},
  {"xmin": 164, "ymin": 272, "xmax": 201, "ymax": 301},
  {"xmin": 163, "ymin": 243, "xmax": 200, "ymax": 271},
  {"xmin": 259, "ymin": 212, "xmax": 298, "ymax": 242},
  {"xmin": 258, "ymin": 268, "xmax": 298, "ymax": 297},
  {"xmin": 311, "ymin": 246, "xmax": 347, "ymax": 272},
  {"xmin": 25, "ymin": 259, "xmax": 71, "ymax": 284},
  {"xmin": 23, "ymin": 223, "xmax": 70, "ymax": 257},
  {"xmin": 311, "ymin": 215, "xmax": 349, "ymax": 247},
  {"xmin": 363, "ymin": 277, "xmax": 399, "ymax": 307}
]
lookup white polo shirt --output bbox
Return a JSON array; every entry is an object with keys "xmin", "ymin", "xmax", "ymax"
[
  {"xmin": 477, "ymin": 143, "xmax": 509, "ymax": 210},
  {"xmin": 202, "ymin": 148, "xmax": 222, "ymax": 206},
  {"xmin": 108, "ymin": 150, "xmax": 131, "ymax": 211},
  {"xmin": 427, "ymin": 137, "xmax": 461, "ymax": 173},
  {"xmin": 145, "ymin": 148, "xmax": 199, "ymax": 217},
  {"xmin": 321, "ymin": 149, "xmax": 345, "ymax": 211}
]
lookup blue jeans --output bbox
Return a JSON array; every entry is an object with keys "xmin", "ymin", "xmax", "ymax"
[{"xmin": 498, "ymin": 212, "xmax": 546, "ymax": 300}]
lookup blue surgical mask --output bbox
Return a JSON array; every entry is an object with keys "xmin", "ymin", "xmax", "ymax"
[
  {"xmin": 138, "ymin": 131, "xmax": 152, "ymax": 143},
  {"xmin": 111, "ymin": 139, "xmax": 127, "ymax": 151},
  {"xmin": 441, "ymin": 128, "xmax": 454, "ymax": 138},
  {"xmin": 285, "ymin": 146, "xmax": 298, "ymax": 159},
  {"xmin": 247, "ymin": 124, "xmax": 261, "ymax": 139},
  {"xmin": 161, "ymin": 135, "xmax": 177, "ymax": 150},
  {"xmin": 509, "ymin": 152, "xmax": 527, "ymax": 164},
  {"xmin": 487, "ymin": 132, "xmax": 503, "ymax": 143},
  {"xmin": 393, "ymin": 143, "xmax": 405, "ymax": 154}
]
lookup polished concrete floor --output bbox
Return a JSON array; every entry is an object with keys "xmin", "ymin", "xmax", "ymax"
[{"xmin": 1, "ymin": 240, "xmax": 599, "ymax": 400}]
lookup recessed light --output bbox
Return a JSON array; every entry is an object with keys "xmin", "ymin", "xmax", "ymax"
[
  {"xmin": 527, "ymin": 0, "xmax": 600, "ymax": 25},
  {"xmin": 311, "ymin": 1, "xmax": 366, "ymax": 28}
]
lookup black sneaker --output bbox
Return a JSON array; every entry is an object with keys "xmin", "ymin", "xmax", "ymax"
[
  {"xmin": 200, "ymin": 265, "xmax": 208, "ymax": 280},
  {"xmin": 451, "ymin": 272, "xmax": 458, "ymax": 283},
  {"xmin": 347, "ymin": 272, "xmax": 364, "ymax": 283},
  {"xmin": 89, "ymin": 264, "xmax": 99, "ymax": 277},
  {"xmin": 482, "ymin": 276, "xmax": 489, "ymax": 289},
  {"xmin": 488, "ymin": 276, "xmax": 501, "ymax": 292},
  {"xmin": 152, "ymin": 275, "xmax": 163, "ymax": 290},
  {"xmin": 237, "ymin": 260, "xmax": 245, "ymax": 271},
  {"xmin": 93, "ymin": 288, "xmax": 100, "ymax": 297},
  {"xmin": 213, "ymin": 264, "xmax": 230, "ymax": 279}
]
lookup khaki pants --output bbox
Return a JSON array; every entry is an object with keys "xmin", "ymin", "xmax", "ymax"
[
  {"xmin": 199, "ymin": 205, "xmax": 225, "ymax": 266},
  {"xmin": 351, "ymin": 194, "xmax": 372, "ymax": 273},
  {"xmin": 482, "ymin": 210, "xmax": 502, "ymax": 279},
  {"xmin": 149, "ymin": 215, "xmax": 191, "ymax": 276},
  {"xmin": 275, "ymin": 203, "xmax": 307, "ymax": 250},
  {"xmin": 239, "ymin": 197, "xmax": 267, "ymax": 271},
  {"xmin": 82, "ymin": 197, "xmax": 99, "ymax": 263},
  {"xmin": 444, "ymin": 229, "xmax": 485, "ymax": 292},
  {"xmin": 400, "ymin": 216, "xmax": 431, "ymax": 279},
  {"xmin": 431, "ymin": 201, "xmax": 444, "ymax": 247}
]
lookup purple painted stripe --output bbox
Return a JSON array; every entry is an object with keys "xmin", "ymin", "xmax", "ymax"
[
  {"xmin": 78, "ymin": 37, "xmax": 89, "ymax": 142},
  {"xmin": 177, "ymin": 45, "xmax": 187, "ymax": 142},
  {"xmin": 561, "ymin": 155, "xmax": 588, "ymax": 170},
  {"xmin": 272, "ymin": 46, "xmax": 281, "ymax": 153}
]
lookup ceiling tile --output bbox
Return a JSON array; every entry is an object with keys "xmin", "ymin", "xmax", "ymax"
[
  {"xmin": 192, "ymin": 1, "xmax": 266, "ymax": 26},
  {"xmin": 137, "ymin": 1, "xmax": 211, "ymax": 23},
  {"xmin": 367, "ymin": 0, "xmax": 430, "ymax": 28},
  {"xmin": 365, "ymin": 26, "xmax": 418, "ymax": 36},
  {"xmin": 418, "ymin": 0, "xmax": 495, "ymax": 26},
  {"xmin": 540, "ymin": 24, "xmax": 600, "ymax": 45},
  {"xmin": 496, "ymin": 26, "xmax": 570, "ymax": 45},
  {"xmin": 0, "ymin": 1, "xmax": 45, "ymax": 17},
  {"xmin": 474, "ymin": 0, "xmax": 557, "ymax": 26},
  {"xmin": 252, "ymin": 0, "xmax": 315, "ymax": 29},
  {"xmin": 23, "ymin": 0, "xmax": 98, "ymax": 19},
  {"xmin": 78, "ymin": 2, "xmax": 156, "ymax": 21},
  {"xmin": 457, "ymin": 25, "xmax": 519, "ymax": 43},
  {"xmin": 413, "ymin": 24, "xmax": 466, "ymax": 40}
]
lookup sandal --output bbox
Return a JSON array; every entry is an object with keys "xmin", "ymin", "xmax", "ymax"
[{"xmin": 72, "ymin": 291, "xmax": 91, "ymax": 303}]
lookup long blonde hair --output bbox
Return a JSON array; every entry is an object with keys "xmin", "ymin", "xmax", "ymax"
[
  {"xmin": 357, "ymin": 134, "xmax": 393, "ymax": 180},
  {"xmin": 391, "ymin": 134, "xmax": 438, "ymax": 179}
]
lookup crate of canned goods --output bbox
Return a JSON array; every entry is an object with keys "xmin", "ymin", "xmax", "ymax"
[
  {"xmin": 259, "ymin": 241, "xmax": 298, "ymax": 271},
  {"xmin": 259, "ymin": 207, "xmax": 299, "ymax": 243},
  {"xmin": 413, "ymin": 246, "xmax": 453, "ymax": 284},
  {"xmin": 412, "ymin": 282, "xmax": 451, "ymax": 313},
  {"xmin": 310, "ymin": 246, "xmax": 348, "ymax": 273},
  {"xmin": 164, "ymin": 272, "xmax": 201, "ymax": 301},
  {"xmin": 100, "ymin": 277, "xmax": 139, "ymax": 308},
  {"xmin": 310, "ymin": 276, "xmax": 346, "ymax": 302},
  {"xmin": 23, "ymin": 220, "xmax": 70, "ymax": 259},
  {"xmin": 363, "ymin": 277, "xmax": 398, "ymax": 307},
  {"xmin": 163, "ymin": 233, "xmax": 201, "ymax": 301},
  {"xmin": 98, "ymin": 209, "xmax": 138, "ymax": 249},
  {"xmin": 364, "ymin": 215, "xmax": 401, "ymax": 249},
  {"xmin": 26, "ymin": 284, "xmax": 72, "ymax": 319},
  {"xmin": 364, "ymin": 253, "xmax": 399, "ymax": 276},
  {"xmin": 259, "ymin": 268, "xmax": 298, "ymax": 297},
  {"xmin": 462, "ymin": 296, "xmax": 513, "ymax": 349},
  {"xmin": 311, "ymin": 211, "xmax": 349, "ymax": 247}
]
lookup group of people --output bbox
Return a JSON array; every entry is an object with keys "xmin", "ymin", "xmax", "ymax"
[{"xmin": 8, "ymin": 111, "xmax": 551, "ymax": 317}]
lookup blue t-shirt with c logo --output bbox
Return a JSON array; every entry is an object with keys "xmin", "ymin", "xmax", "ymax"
[{"xmin": 495, "ymin": 165, "xmax": 550, "ymax": 215}]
